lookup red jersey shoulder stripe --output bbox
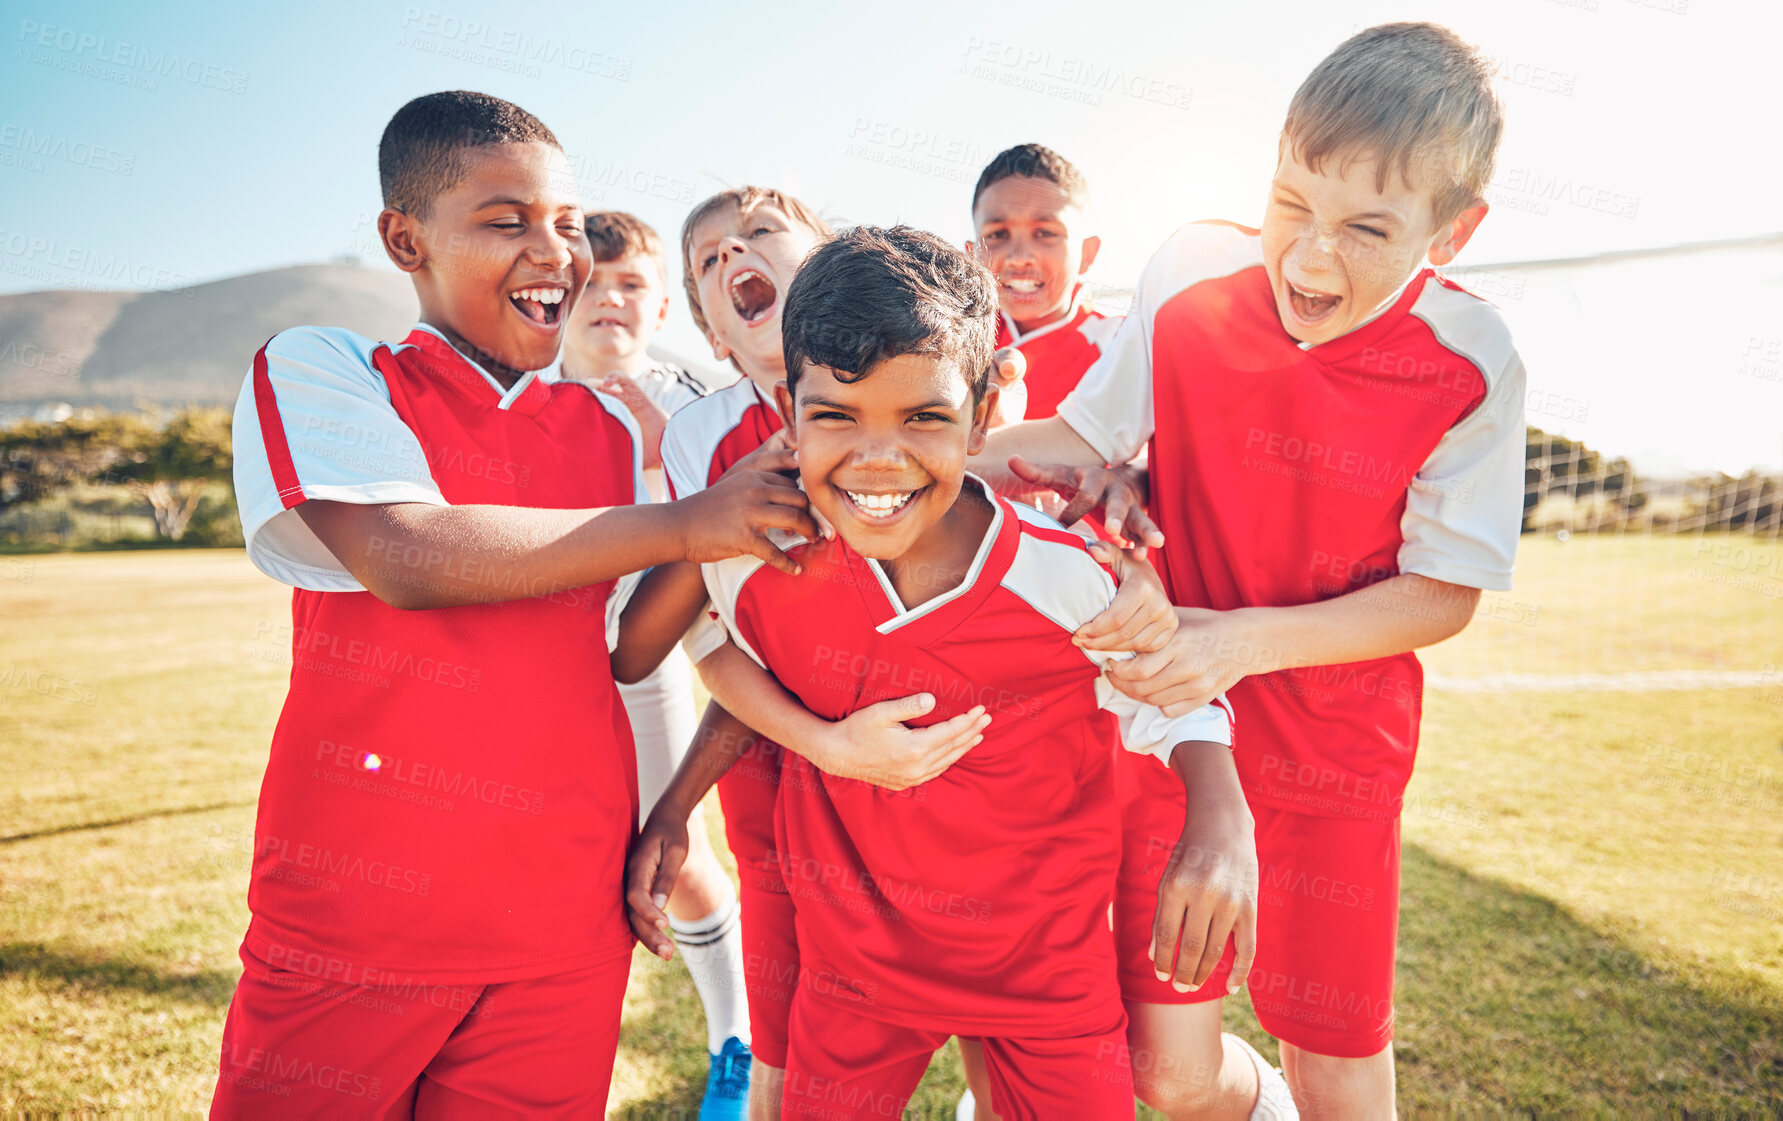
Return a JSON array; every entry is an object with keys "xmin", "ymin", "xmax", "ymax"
[{"xmin": 251, "ymin": 338, "xmax": 304, "ymax": 509}]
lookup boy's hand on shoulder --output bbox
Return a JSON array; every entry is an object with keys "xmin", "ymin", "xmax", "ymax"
[
  {"xmin": 597, "ymin": 372, "xmax": 671, "ymax": 470},
  {"xmin": 1006, "ymin": 456, "xmax": 1163, "ymax": 550},
  {"xmin": 805, "ymin": 695, "xmax": 991, "ymax": 791},
  {"xmin": 1075, "ymin": 540, "xmax": 1176, "ymax": 654},
  {"xmin": 1107, "ymin": 607, "xmax": 1275, "ymax": 716},
  {"xmin": 626, "ymin": 807, "xmax": 690, "ymax": 960},
  {"xmin": 1153, "ymin": 740, "xmax": 1258, "ymax": 996},
  {"xmin": 675, "ymin": 460, "xmax": 821, "ymax": 575}
]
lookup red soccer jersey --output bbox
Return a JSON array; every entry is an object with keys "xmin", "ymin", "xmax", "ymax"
[
  {"xmin": 1058, "ymin": 223, "xmax": 1526, "ymax": 820},
  {"xmin": 703, "ymin": 481, "xmax": 1233, "ymax": 1036},
  {"xmin": 994, "ymin": 287, "xmax": 1123, "ymax": 420},
  {"xmin": 231, "ymin": 325, "xmax": 648, "ymax": 983},
  {"xmin": 661, "ymin": 376, "xmax": 784, "ymax": 500}
]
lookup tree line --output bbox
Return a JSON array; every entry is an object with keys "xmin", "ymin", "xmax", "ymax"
[{"xmin": 1, "ymin": 410, "xmax": 1777, "ymax": 549}]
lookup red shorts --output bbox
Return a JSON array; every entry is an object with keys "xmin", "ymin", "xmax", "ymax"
[
  {"xmin": 716, "ymin": 735, "xmax": 796, "ymax": 1069},
  {"xmin": 210, "ymin": 941, "xmax": 629, "ymax": 1117},
  {"xmin": 782, "ymin": 989, "xmax": 1133, "ymax": 1121},
  {"xmin": 1115, "ymin": 756, "xmax": 1400, "ymax": 1057},
  {"xmin": 1247, "ymin": 803, "xmax": 1400, "ymax": 1058},
  {"xmin": 1114, "ymin": 752, "xmax": 1235, "ymax": 1005}
]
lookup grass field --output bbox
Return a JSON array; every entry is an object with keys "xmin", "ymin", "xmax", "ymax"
[{"xmin": 2, "ymin": 539, "xmax": 1781, "ymax": 1113}]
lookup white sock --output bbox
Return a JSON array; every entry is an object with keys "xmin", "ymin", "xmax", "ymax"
[
  {"xmin": 1226, "ymin": 1033, "xmax": 1299, "ymax": 1121},
  {"xmin": 670, "ymin": 896, "xmax": 751, "ymax": 1055}
]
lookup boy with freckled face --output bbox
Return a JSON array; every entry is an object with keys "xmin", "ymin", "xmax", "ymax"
[{"xmin": 978, "ymin": 23, "xmax": 1529, "ymax": 1119}]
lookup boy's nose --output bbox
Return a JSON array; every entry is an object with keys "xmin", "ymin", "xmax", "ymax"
[
  {"xmin": 527, "ymin": 229, "xmax": 576, "ymax": 271},
  {"xmin": 851, "ymin": 441, "xmax": 909, "ymax": 469},
  {"xmin": 718, "ymin": 236, "xmax": 748, "ymax": 263}
]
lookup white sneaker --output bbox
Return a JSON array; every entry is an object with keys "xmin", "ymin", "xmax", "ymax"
[
  {"xmin": 955, "ymin": 1087, "xmax": 976, "ymax": 1121},
  {"xmin": 1226, "ymin": 1033, "xmax": 1299, "ymax": 1121}
]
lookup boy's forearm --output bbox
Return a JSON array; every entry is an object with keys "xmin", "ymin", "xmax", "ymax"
[
  {"xmin": 296, "ymin": 499, "xmax": 687, "ymax": 611},
  {"xmin": 652, "ymin": 700, "xmax": 759, "ymax": 820},
  {"xmin": 1169, "ymin": 739, "xmax": 1252, "ymax": 827},
  {"xmin": 612, "ymin": 562, "xmax": 709, "ymax": 684},
  {"xmin": 696, "ymin": 642, "xmax": 833, "ymax": 760},
  {"xmin": 1221, "ymin": 573, "xmax": 1482, "ymax": 673},
  {"xmin": 970, "ymin": 415, "xmax": 1106, "ymax": 493}
]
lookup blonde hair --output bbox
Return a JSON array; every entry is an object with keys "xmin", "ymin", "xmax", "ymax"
[
  {"xmin": 678, "ymin": 186, "xmax": 834, "ymax": 350},
  {"xmin": 585, "ymin": 210, "xmax": 666, "ymax": 281},
  {"xmin": 1283, "ymin": 22, "xmax": 1504, "ymax": 224}
]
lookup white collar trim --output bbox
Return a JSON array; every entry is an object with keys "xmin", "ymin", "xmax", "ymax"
[{"xmin": 866, "ymin": 474, "xmax": 1001, "ymax": 633}]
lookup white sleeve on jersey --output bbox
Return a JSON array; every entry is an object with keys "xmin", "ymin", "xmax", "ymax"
[
  {"xmin": 698, "ymin": 546, "xmax": 784, "ymax": 669},
  {"xmin": 1055, "ymin": 288, "xmax": 1155, "ymax": 466},
  {"xmin": 658, "ymin": 401, "xmax": 709, "ymax": 503},
  {"xmin": 1399, "ymin": 286, "xmax": 1528, "ymax": 592},
  {"xmin": 658, "ymin": 385, "xmax": 762, "ymax": 661},
  {"xmin": 1057, "ymin": 223, "xmax": 1259, "ymax": 466},
  {"xmin": 1001, "ymin": 504, "xmax": 1234, "ymax": 764},
  {"xmin": 232, "ymin": 326, "xmax": 446, "ymax": 591},
  {"xmin": 571, "ymin": 386, "xmax": 652, "ymax": 653}
]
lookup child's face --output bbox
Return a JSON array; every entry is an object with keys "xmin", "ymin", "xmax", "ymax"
[
  {"xmin": 563, "ymin": 253, "xmax": 669, "ymax": 372},
  {"xmin": 687, "ymin": 202, "xmax": 821, "ymax": 384},
  {"xmin": 777, "ymin": 355, "xmax": 993, "ymax": 561},
  {"xmin": 391, "ymin": 141, "xmax": 592, "ymax": 372},
  {"xmin": 969, "ymin": 176, "xmax": 1100, "ymax": 332},
  {"xmin": 1261, "ymin": 144, "xmax": 1481, "ymax": 346}
]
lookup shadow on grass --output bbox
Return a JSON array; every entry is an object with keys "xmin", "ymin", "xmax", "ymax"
[
  {"xmin": 614, "ymin": 844, "xmax": 1783, "ymax": 1115},
  {"xmin": 0, "ymin": 799, "xmax": 256, "ymax": 845},
  {"xmin": 1393, "ymin": 843, "xmax": 1783, "ymax": 1111},
  {"xmin": 0, "ymin": 942, "xmax": 237, "ymax": 1009}
]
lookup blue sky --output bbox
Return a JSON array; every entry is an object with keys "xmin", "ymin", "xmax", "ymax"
[{"xmin": 3, "ymin": 0, "xmax": 1779, "ymax": 472}]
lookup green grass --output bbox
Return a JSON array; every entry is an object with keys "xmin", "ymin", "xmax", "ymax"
[{"xmin": 2, "ymin": 543, "xmax": 1781, "ymax": 1112}]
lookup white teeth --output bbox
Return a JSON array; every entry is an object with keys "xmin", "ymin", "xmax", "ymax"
[
  {"xmin": 845, "ymin": 490, "xmax": 915, "ymax": 517},
  {"xmin": 1289, "ymin": 283, "xmax": 1335, "ymax": 302},
  {"xmin": 729, "ymin": 269, "xmax": 764, "ymax": 292},
  {"xmin": 512, "ymin": 287, "xmax": 565, "ymax": 303},
  {"xmin": 1005, "ymin": 278, "xmax": 1042, "ymax": 293}
]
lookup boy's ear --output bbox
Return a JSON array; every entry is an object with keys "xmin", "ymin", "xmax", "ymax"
[
  {"xmin": 707, "ymin": 330, "xmax": 732, "ymax": 364},
  {"xmin": 772, "ymin": 379, "xmax": 798, "ymax": 443},
  {"xmin": 652, "ymin": 292, "xmax": 671, "ymax": 332},
  {"xmin": 1077, "ymin": 234, "xmax": 1102, "ymax": 275},
  {"xmin": 1427, "ymin": 202, "xmax": 1489, "ymax": 267},
  {"xmin": 968, "ymin": 382, "xmax": 999, "ymax": 455},
  {"xmin": 378, "ymin": 208, "xmax": 425, "ymax": 274}
]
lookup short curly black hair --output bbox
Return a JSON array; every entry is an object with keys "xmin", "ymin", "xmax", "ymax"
[
  {"xmin": 379, "ymin": 91, "xmax": 562, "ymax": 219},
  {"xmin": 782, "ymin": 225, "xmax": 998, "ymax": 403},
  {"xmin": 971, "ymin": 143, "xmax": 1089, "ymax": 213}
]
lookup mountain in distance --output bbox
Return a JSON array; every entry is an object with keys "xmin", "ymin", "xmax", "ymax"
[
  {"xmin": 0, "ymin": 261, "xmax": 736, "ymax": 416},
  {"xmin": 0, "ymin": 263, "xmax": 419, "ymax": 411}
]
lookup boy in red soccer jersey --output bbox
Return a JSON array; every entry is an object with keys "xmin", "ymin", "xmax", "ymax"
[
  {"xmin": 654, "ymin": 187, "xmax": 1156, "ymax": 1118},
  {"xmin": 211, "ymin": 92, "xmax": 821, "ymax": 1116},
  {"xmin": 967, "ymin": 143, "xmax": 1120, "ymax": 423},
  {"xmin": 637, "ymin": 224, "xmax": 1256, "ymax": 1120},
  {"xmin": 978, "ymin": 24, "xmax": 1527, "ymax": 1119}
]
